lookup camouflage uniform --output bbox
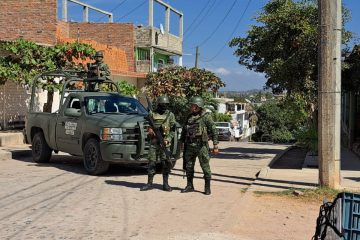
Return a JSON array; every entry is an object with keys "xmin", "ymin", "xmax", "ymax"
[
  {"xmin": 141, "ymin": 96, "xmax": 176, "ymax": 192},
  {"xmin": 181, "ymin": 96, "xmax": 218, "ymax": 195},
  {"xmin": 87, "ymin": 51, "xmax": 111, "ymax": 78}
]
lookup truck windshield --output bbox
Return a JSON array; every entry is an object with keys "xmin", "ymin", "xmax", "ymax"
[{"xmin": 85, "ymin": 96, "xmax": 148, "ymax": 115}]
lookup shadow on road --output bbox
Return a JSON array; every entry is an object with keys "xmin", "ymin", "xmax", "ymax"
[
  {"xmin": 9, "ymin": 149, "xmax": 147, "ymax": 176},
  {"xmin": 222, "ymin": 147, "xmax": 283, "ymax": 155},
  {"xmin": 104, "ymin": 180, "xmax": 184, "ymax": 191},
  {"xmin": 344, "ymin": 177, "xmax": 360, "ymax": 182}
]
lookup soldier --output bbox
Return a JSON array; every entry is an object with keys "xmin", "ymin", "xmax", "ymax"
[
  {"xmin": 181, "ymin": 96, "xmax": 219, "ymax": 195},
  {"xmin": 86, "ymin": 51, "xmax": 111, "ymax": 78},
  {"xmin": 140, "ymin": 95, "xmax": 176, "ymax": 192}
]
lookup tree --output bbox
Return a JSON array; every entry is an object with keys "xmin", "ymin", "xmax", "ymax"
[
  {"xmin": 253, "ymin": 95, "xmax": 308, "ymax": 143},
  {"xmin": 145, "ymin": 66, "xmax": 225, "ymax": 124},
  {"xmin": 229, "ymin": 0, "xmax": 352, "ymax": 105},
  {"xmin": 0, "ymin": 38, "xmax": 95, "ymax": 111},
  {"xmin": 343, "ymin": 45, "xmax": 360, "ymax": 91}
]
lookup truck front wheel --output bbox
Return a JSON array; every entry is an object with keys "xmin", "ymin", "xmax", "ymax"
[
  {"xmin": 32, "ymin": 132, "xmax": 52, "ymax": 163},
  {"xmin": 83, "ymin": 138, "xmax": 109, "ymax": 175}
]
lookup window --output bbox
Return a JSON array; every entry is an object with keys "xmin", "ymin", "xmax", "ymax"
[
  {"xmin": 137, "ymin": 48, "xmax": 150, "ymax": 61},
  {"xmin": 85, "ymin": 95, "xmax": 147, "ymax": 115}
]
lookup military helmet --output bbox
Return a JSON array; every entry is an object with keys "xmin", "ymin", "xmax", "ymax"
[
  {"xmin": 189, "ymin": 96, "xmax": 204, "ymax": 108},
  {"xmin": 94, "ymin": 51, "xmax": 104, "ymax": 58},
  {"xmin": 157, "ymin": 95, "xmax": 170, "ymax": 104},
  {"xmin": 205, "ymin": 105, "xmax": 215, "ymax": 112}
]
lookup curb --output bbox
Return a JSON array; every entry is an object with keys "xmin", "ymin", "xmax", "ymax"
[
  {"xmin": 0, "ymin": 149, "xmax": 11, "ymax": 160},
  {"xmin": 0, "ymin": 132, "xmax": 24, "ymax": 147}
]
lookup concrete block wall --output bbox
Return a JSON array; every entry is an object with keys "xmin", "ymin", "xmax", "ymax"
[
  {"xmin": 0, "ymin": 81, "xmax": 30, "ymax": 129},
  {"xmin": 0, "ymin": 0, "xmax": 57, "ymax": 45},
  {"xmin": 135, "ymin": 27, "xmax": 152, "ymax": 47}
]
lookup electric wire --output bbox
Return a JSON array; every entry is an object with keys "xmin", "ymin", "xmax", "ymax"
[
  {"xmin": 97, "ymin": 0, "xmax": 128, "ymax": 22},
  {"xmin": 184, "ymin": 0, "xmax": 213, "ymax": 34},
  {"xmin": 115, "ymin": 0, "xmax": 147, "ymax": 22},
  {"xmin": 196, "ymin": 0, "xmax": 237, "ymax": 48},
  {"xmin": 200, "ymin": 0, "xmax": 252, "ymax": 63},
  {"xmin": 184, "ymin": 0, "xmax": 218, "ymax": 40}
]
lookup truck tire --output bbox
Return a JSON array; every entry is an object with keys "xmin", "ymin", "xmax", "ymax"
[
  {"xmin": 83, "ymin": 138, "xmax": 109, "ymax": 175},
  {"xmin": 32, "ymin": 132, "xmax": 52, "ymax": 163}
]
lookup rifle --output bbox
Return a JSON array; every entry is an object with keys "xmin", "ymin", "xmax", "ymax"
[
  {"xmin": 145, "ymin": 96, "xmax": 174, "ymax": 168},
  {"xmin": 182, "ymin": 143, "xmax": 187, "ymax": 178}
]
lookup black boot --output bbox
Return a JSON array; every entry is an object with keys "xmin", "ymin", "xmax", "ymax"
[
  {"xmin": 204, "ymin": 178, "xmax": 211, "ymax": 195},
  {"xmin": 181, "ymin": 176, "xmax": 194, "ymax": 193},
  {"xmin": 162, "ymin": 174, "xmax": 172, "ymax": 192},
  {"xmin": 140, "ymin": 175, "xmax": 154, "ymax": 191}
]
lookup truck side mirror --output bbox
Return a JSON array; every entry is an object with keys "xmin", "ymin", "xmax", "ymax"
[{"xmin": 64, "ymin": 108, "xmax": 81, "ymax": 118}]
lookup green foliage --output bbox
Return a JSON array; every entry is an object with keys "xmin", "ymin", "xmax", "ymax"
[
  {"xmin": 146, "ymin": 66, "xmax": 225, "ymax": 98},
  {"xmin": 146, "ymin": 66, "xmax": 225, "ymax": 123},
  {"xmin": 343, "ymin": 45, "xmax": 360, "ymax": 92},
  {"xmin": 0, "ymin": 38, "xmax": 95, "ymax": 87},
  {"xmin": 294, "ymin": 126, "xmax": 318, "ymax": 154},
  {"xmin": 116, "ymin": 80, "xmax": 139, "ymax": 96},
  {"xmin": 213, "ymin": 113, "xmax": 232, "ymax": 122},
  {"xmin": 229, "ymin": 0, "xmax": 352, "ymax": 104},
  {"xmin": 271, "ymin": 128, "xmax": 294, "ymax": 143},
  {"xmin": 252, "ymin": 95, "xmax": 308, "ymax": 143}
]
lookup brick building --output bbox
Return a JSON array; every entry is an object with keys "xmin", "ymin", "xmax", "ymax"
[{"xmin": 0, "ymin": 0, "xmax": 183, "ymax": 129}]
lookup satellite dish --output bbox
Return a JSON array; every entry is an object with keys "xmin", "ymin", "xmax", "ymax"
[{"xmin": 160, "ymin": 24, "xmax": 164, "ymax": 34}]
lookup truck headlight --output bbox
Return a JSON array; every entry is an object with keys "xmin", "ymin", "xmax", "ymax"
[{"xmin": 101, "ymin": 128, "xmax": 123, "ymax": 141}]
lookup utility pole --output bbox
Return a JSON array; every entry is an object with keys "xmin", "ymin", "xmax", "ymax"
[
  {"xmin": 195, "ymin": 46, "xmax": 199, "ymax": 68},
  {"xmin": 318, "ymin": 0, "xmax": 342, "ymax": 188}
]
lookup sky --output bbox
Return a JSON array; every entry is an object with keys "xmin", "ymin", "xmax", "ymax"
[{"xmin": 58, "ymin": 0, "xmax": 360, "ymax": 91}]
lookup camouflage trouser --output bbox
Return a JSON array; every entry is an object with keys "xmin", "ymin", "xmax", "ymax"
[
  {"xmin": 147, "ymin": 144, "xmax": 172, "ymax": 176},
  {"xmin": 183, "ymin": 142, "xmax": 211, "ymax": 179}
]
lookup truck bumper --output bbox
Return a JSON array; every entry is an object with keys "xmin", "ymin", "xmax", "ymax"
[{"xmin": 100, "ymin": 141, "xmax": 148, "ymax": 163}]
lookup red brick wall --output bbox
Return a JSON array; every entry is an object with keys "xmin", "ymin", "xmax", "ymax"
[
  {"xmin": 67, "ymin": 23, "xmax": 135, "ymax": 72},
  {"xmin": 0, "ymin": 0, "xmax": 57, "ymax": 45}
]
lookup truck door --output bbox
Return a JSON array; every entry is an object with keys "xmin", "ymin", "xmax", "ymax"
[{"xmin": 56, "ymin": 97, "xmax": 83, "ymax": 155}]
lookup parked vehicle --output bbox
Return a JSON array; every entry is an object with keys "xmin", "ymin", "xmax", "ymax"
[
  {"xmin": 215, "ymin": 122, "xmax": 234, "ymax": 141},
  {"xmin": 233, "ymin": 126, "xmax": 243, "ymax": 141},
  {"xmin": 24, "ymin": 70, "xmax": 181, "ymax": 175}
]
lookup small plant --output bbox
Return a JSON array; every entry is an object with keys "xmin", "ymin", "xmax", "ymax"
[
  {"xmin": 255, "ymin": 187, "xmax": 341, "ymax": 203},
  {"xmin": 294, "ymin": 126, "xmax": 318, "ymax": 154},
  {"xmin": 116, "ymin": 80, "xmax": 139, "ymax": 97},
  {"xmin": 271, "ymin": 128, "xmax": 294, "ymax": 143}
]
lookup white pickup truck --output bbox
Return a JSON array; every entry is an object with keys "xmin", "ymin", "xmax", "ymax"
[{"xmin": 215, "ymin": 122, "xmax": 234, "ymax": 141}]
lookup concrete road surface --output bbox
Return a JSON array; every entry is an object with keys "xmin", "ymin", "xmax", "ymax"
[{"xmin": 1, "ymin": 142, "xmax": 320, "ymax": 240}]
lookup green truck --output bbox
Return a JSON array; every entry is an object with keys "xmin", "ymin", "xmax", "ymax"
[{"xmin": 25, "ymin": 70, "xmax": 181, "ymax": 175}]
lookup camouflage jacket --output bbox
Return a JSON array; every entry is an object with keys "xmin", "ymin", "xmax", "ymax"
[
  {"xmin": 87, "ymin": 61, "xmax": 111, "ymax": 78},
  {"xmin": 180, "ymin": 111, "xmax": 219, "ymax": 145}
]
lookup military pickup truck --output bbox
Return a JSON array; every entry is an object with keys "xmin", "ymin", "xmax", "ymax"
[{"xmin": 25, "ymin": 70, "xmax": 181, "ymax": 175}]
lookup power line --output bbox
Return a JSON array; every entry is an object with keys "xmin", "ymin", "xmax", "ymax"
[
  {"xmin": 184, "ymin": 0, "xmax": 213, "ymax": 34},
  {"xmin": 201, "ymin": 0, "xmax": 252, "ymax": 63},
  {"xmin": 115, "ymin": 0, "xmax": 147, "ymax": 22},
  {"xmin": 97, "ymin": 0, "xmax": 128, "ymax": 22},
  {"xmin": 196, "ymin": 0, "xmax": 237, "ymax": 48},
  {"xmin": 184, "ymin": 0, "xmax": 218, "ymax": 40}
]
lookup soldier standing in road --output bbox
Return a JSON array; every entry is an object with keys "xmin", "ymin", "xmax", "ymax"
[
  {"xmin": 181, "ymin": 96, "xmax": 219, "ymax": 195},
  {"xmin": 86, "ymin": 51, "xmax": 111, "ymax": 78},
  {"xmin": 140, "ymin": 96, "xmax": 176, "ymax": 192}
]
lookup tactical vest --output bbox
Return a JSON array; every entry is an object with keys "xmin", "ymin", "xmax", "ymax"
[
  {"xmin": 152, "ymin": 111, "xmax": 170, "ymax": 136},
  {"xmin": 186, "ymin": 113, "xmax": 208, "ymax": 142}
]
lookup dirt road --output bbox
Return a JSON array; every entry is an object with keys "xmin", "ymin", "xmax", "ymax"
[{"xmin": 0, "ymin": 142, "xmax": 320, "ymax": 240}]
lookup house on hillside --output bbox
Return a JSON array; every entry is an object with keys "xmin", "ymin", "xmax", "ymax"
[
  {"xmin": 0, "ymin": 0, "xmax": 183, "ymax": 129},
  {"xmin": 214, "ymin": 97, "xmax": 256, "ymax": 140}
]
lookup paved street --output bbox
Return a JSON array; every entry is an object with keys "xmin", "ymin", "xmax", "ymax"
[{"xmin": 0, "ymin": 142, "xmax": 321, "ymax": 240}]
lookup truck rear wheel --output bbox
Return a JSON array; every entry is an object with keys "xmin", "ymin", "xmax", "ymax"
[
  {"xmin": 32, "ymin": 132, "xmax": 52, "ymax": 163},
  {"xmin": 83, "ymin": 138, "xmax": 109, "ymax": 175}
]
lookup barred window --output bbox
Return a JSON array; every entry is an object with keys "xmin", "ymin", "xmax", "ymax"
[{"xmin": 137, "ymin": 48, "xmax": 150, "ymax": 61}]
